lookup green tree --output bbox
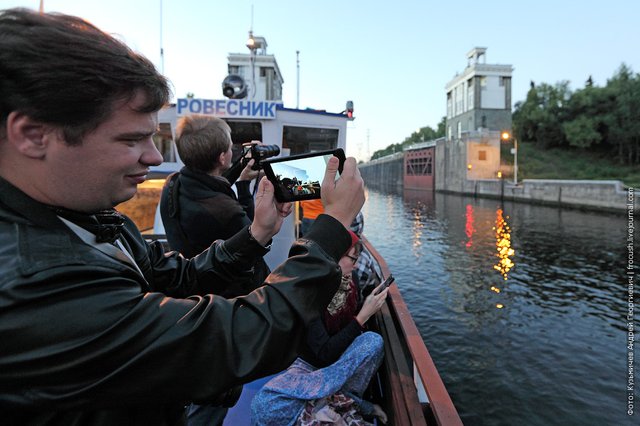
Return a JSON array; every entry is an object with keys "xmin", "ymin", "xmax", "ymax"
[
  {"xmin": 513, "ymin": 85, "xmax": 540, "ymax": 142},
  {"xmin": 563, "ymin": 83, "xmax": 608, "ymax": 149},
  {"xmin": 563, "ymin": 115, "xmax": 601, "ymax": 148},
  {"xmin": 371, "ymin": 143, "xmax": 403, "ymax": 160},
  {"xmin": 534, "ymin": 81, "xmax": 572, "ymax": 148},
  {"xmin": 436, "ymin": 116, "xmax": 446, "ymax": 136},
  {"xmin": 603, "ymin": 64, "xmax": 640, "ymax": 164},
  {"xmin": 514, "ymin": 64, "xmax": 639, "ymax": 165},
  {"xmin": 370, "ymin": 119, "xmax": 445, "ymax": 160},
  {"xmin": 513, "ymin": 81, "xmax": 573, "ymax": 148}
]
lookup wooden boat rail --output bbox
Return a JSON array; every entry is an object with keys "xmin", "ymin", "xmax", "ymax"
[{"xmin": 363, "ymin": 237, "xmax": 462, "ymax": 426}]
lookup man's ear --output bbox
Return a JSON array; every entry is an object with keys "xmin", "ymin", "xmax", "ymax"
[
  {"xmin": 5, "ymin": 112, "xmax": 53, "ymax": 159},
  {"xmin": 218, "ymin": 150, "xmax": 229, "ymax": 165}
]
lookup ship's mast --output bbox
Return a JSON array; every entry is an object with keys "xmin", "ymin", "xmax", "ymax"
[
  {"xmin": 296, "ymin": 50, "xmax": 300, "ymax": 109},
  {"xmin": 247, "ymin": 5, "xmax": 256, "ymax": 99},
  {"xmin": 159, "ymin": 0, "xmax": 165, "ymax": 74}
]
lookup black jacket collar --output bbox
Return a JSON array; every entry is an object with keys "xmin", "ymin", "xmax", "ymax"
[
  {"xmin": 0, "ymin": 177, "xmax": 67, "ymax": 230},
  {"xmin": 0, "ymin": 177, "xmax": 124, "ymax": 243},
  {"xmin": 178, "ymin": 167, "xmax": 236, "ymax": 199}
]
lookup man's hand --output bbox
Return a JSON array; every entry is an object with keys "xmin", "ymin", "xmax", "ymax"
[
  {"xmin": 250, "ymin": 177, "xmax": 292, "ymax": 245},
  {"xmin": 321, "ymin": 156, "xmax": 365, "ymax": 229},
  {"xmin": 238, "ymin": 159, "xmax": 260, "ymax": 182}
]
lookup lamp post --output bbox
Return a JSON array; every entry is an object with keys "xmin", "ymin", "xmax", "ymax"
[
  {"xmin": 513, "ymin": 136, "xmax": 518, "ymax": 185},
  {"xmin": 501, "ymin": 131, "xmax": 518, "ymax": 185}
]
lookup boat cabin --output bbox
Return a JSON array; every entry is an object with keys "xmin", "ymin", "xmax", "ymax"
[
  {"xmin": 118, "ymin": 98, "xmax": 350, "ymax": 268},
  {"xmin": 151, "ymin": 98, "xmax": 348, "ymax": 178}
]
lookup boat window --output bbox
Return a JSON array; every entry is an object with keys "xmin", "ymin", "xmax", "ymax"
[
  {"xmin": 153, "ymin": 122, "xmax": 176, "ymax": 162},
  {"xmin": 226, "ymin": 120, "xmax": 263, "ymax": 161},
  {"xmin": 282, "ymin": 126, "xmax": 338, "ymax": 155}
]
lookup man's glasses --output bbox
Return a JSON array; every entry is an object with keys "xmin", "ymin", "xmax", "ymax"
[{"xmin": 347, "ymin": 254, "xmax": 358, "ymax": 264}]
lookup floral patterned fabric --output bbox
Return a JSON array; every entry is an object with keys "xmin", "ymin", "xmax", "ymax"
[
  {"xmin": 298, "ymin": 392, "xmax": 373, "ymax": 425},
  {"xmin": 323, "ymin": 275, "xmax": 359, "ymax": 335},
  {"xmin": 250, "ymin": 332, "xmax": 384, "ymax": 426}
]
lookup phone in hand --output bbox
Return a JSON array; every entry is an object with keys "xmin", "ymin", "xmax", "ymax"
[
  {"xmin": 261, "ymin": 148, "xmax": 345, "ymax": 202},
  {"xmin": 374, "ymin": 274, "xmax": 395, "ymax": 295}
]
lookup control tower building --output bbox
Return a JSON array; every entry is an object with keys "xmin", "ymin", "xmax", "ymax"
[
  {"xmin": 445, "ymin": 47, "xmax": 513, "ymax": 140},
  {"xmin": 225, "ymin": 32, "xmax": 284, "ymax": 101}
]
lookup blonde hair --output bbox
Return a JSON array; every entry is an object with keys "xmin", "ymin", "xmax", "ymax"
[{"xmin": 175, "ymin": 115, "xmax": 232, "ymax": 173}]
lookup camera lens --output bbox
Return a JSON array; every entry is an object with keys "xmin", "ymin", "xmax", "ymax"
[
  {"xmin": 248, "ymin": 145, "xmax": 280, "ymax": 170},
  {"xmin": 252, "ymin": 145, "xmax": 280, "ymax": 159}
]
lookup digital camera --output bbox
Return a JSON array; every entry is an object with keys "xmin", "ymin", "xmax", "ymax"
[{"xmin": 244, "ymin": 144, "xmax": 280, "ymax": 170}]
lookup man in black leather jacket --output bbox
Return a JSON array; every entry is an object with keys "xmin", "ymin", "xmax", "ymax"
[{"xmin": 0, "ymin": 8, "xmax": 365, "ymax": 426}]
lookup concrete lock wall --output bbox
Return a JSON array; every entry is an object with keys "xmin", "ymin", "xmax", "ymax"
[
  {"xmin": 440, "ymin": 178, "xmax": 631, "ymax": 213},
  {"xmin": 362, "ymin": 138, "xmax": 633, "ymax": 212},
  {"xmin": 509, "ymin": 179, "xmax": 630, "ymax": 211},
  {"xmin": 435, "ymin": 137, "xmax": 467, "ymax": 192},
  {"xmin": 359, "ymin": 153, "xmax": 404, "ymax": 190}
]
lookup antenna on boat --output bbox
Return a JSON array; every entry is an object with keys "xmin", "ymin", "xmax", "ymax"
[
  {"xmin": 296, "ymin": 50, "xmax": 300, "ymax": 109},
  {"xmin": 159, "ymin": 0, "xmax": 165, "ymax": 74},
  {"xmin": 250, "ymin": 4, "xmax": 254, "ymax": 33},
  {"xmin": 246, "ymin": 5, "xmax": 257, "ymax": 99}
]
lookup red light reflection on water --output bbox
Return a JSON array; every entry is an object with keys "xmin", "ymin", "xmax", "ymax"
[{"xmin": 464, "ymin": 204, "xmax": 475, "ymax": 248}]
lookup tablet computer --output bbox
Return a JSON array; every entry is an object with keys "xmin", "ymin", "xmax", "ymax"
[{"xmin": 262, "ymin": 148, "xmax": 345, "ymax": 202}]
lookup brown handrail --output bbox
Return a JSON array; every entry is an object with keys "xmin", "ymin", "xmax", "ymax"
[{"xmin": 363, "ymin": 237, "xmax": 463, "ymax": 426}]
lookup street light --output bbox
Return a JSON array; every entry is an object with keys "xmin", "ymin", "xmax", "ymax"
[{"xmin": 501, "ymin": 131, "xmax": 518, "ymax": 185}]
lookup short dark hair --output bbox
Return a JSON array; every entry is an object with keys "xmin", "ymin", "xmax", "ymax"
[
  {"xmin": 0, "ymin": 8, "xmax": 171, "ymax": 144},
  {"xmin": 176, "ymin": 115, "xmax": 232, "ymax": 173}
]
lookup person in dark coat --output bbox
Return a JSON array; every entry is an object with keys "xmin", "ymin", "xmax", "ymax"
[
  {"xmin": 160, "ymin": 115, "xmax": 270, "ymax": 294},
  {"xmin": 159, "ymin": 114, "xmax": 270, "ymax": 426}
]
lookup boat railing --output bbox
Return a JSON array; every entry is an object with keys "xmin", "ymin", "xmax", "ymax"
[{"xmin": 363, "ymin": 237, "xmax": 463, "ymax": 426}]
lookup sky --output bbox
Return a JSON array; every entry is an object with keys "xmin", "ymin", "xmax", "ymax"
[{"xmin": 2, "ymin": 0, "xmax": 639, "ymax": 161}]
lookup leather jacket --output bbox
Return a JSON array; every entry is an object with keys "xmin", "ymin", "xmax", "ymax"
[{"xmin": 0, "ymin": 177, "xmax": 351, "ymax": 425}]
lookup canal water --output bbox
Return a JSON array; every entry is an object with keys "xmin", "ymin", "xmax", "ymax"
[{"xmin": 361, "ymin": 187, "xmax": 634, "ymax": 426}]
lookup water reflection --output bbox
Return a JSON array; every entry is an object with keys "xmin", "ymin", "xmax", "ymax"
[
  {"xmin": 464, "ymin": 204, "xmax": 475, "ymax": 248},
  {"xmin": 493, "ymin": 208, "xmax": 515, "ymax": 281},
  {"xmin": 362, "ymin": 186, "xmax": 630, "ymax": 426}
]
